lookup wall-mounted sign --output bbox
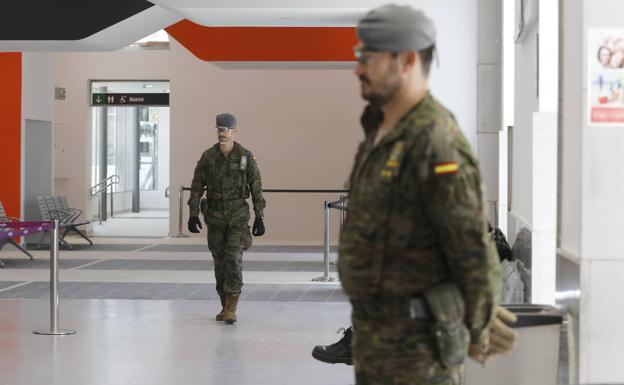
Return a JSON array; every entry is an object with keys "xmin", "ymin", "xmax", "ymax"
[
  {"xmin": 588, "ymin": 29, "xmax": 624, "ymax": 126},
  {"xmin": 91, "ymin": 93, "xmax": 169, "ymax": 106}
]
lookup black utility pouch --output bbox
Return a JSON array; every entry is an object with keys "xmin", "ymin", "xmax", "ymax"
[
  {"xmin": 200, "ymin": 197, "xmax": 207, "ymax": 216},
  {"xmin": 423, "ymin": 282, "xmax": 470, "ymax": 368}
]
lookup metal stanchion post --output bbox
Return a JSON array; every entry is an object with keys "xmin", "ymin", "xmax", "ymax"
[
  {"xmin": 98, "ymin": 195, "xmax": 102, "ymax": 225},
  {"xmin": 312, "ymin": 201, "xmax": 335, "ymax": 282},
  {"xmin": 331, "ymin": 195, "xmax": 347, "ymax": 267},
  {"xmin": 172, "ymin": 186, "xmax": 189, "ymax": 238},
  {"xmin": 110, "ymin": 185, "xmax": 114, "ymax": 218},
  {"xmin": 34, "ymin": 219, "xmax": 76, "ymax": 336}
]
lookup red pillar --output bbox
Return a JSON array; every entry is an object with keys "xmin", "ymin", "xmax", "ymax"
[{"xmin": 0, "ymin": 52, "xmax": 22, "ymax": 218}]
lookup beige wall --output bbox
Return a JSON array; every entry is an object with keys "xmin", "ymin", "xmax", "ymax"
[
  {"xmin": 53, "ymin": 18, "xmax": 478, "ymax": 244},
  {"xmin": 53, "ymin": 39, "xmax": 364, "ymax": 244}
]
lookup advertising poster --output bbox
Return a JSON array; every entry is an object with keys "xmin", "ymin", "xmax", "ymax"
[{"xmin": 588, "ymin": 28, "xmax": 624, "ymax": 125}]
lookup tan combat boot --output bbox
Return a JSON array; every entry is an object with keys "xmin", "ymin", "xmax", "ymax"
[
  {"xmin": 223, "ymin": 294, "xmax": 240, "ymax": 324},
  {"xmin": 215, "ymin": 294, "xmax": 227, "ymax": 321}
]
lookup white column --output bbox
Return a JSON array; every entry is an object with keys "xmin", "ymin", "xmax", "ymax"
[
  {"xmin": 576, "ymin": 0, "xmax": 624, "ymax": 382},
  {"xmin": 476, "ymin": 0, "xmax": 503, "ymax": 228}
]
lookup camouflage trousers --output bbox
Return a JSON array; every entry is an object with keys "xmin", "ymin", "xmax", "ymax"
[
  {"xmin": 207, "ymin": 221, "xmax": 252, "ymax": 295},
  {"xmin": 352, "ymin": 317, "xmax": 462, "ymax": 385}
]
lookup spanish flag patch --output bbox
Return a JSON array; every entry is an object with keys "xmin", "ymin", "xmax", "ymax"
[
  {"xmin": 434, "ymin": 162, "xmax": 458, "ymax": 175},
  {"xmin": 385, "ymin": 159, "xmax": 399, "ymax": 168}
]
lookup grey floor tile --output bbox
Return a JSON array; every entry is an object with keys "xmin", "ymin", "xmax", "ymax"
[
  {"xmin": 138, "ymin": 244, "xmax": 338, "ymax": 253},
  {"xmin": 26, "ymin": 243, "xmax": 150, "ymax": 252},
  {"xmin": 79, "ymin": 259, "xmax": 333, "ymax": 272},
  {"xmin": 0, "ymin": 281, "xmax": 23, "ymax": 290},
  {"xmin": 298, "ymin": 287, "xmax": 334, "ymax": 302},
  {"xmin": 270, "ymin": 286, "xmax": 310, "ymax": 302},
  {"xmin": 327, "ymin": 289, "xmax": 349, "ymax": 302},
  {"xmin": 0, "ymin": 258, "xmax": 99, "ymax": 269},
  {"xmin": 242, "ymin": 285, "xmax": 284, "ymax": 301}
]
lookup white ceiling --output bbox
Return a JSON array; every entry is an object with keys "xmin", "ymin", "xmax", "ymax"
[
  {"xmin": 149, "ymin": 0, "xmax": 415, "ymax": 27},
  {"xmin": 152, "ymin": 8, "xmax": 367, "ymax": 27}
]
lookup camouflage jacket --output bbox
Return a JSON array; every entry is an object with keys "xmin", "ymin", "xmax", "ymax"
[
  {"xmin": 188, "ymin": 142, "xmax": 265, "ymax": 220},
  {"xmin": 338, "ymin": 93, "xmax": 502, "ymax": 346}
]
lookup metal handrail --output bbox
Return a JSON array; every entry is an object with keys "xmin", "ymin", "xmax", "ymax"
[
  {"xmin": 90, "ymin": 175, "xmax": 120, "ymax": 224},
  {"xmin": 90, "ymin": 175, "xmax": 120, "ymax": 196},
  {"xmin": 91, "ymin": 180, "xmax": 119, "ymax": 197}
]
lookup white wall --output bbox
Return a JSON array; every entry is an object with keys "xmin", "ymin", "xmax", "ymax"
[
  {"xmin": 559, "ymin": 0, "xmax": 583, "ymax": 259},
  {"xmin": 21, "ymin": 53, "xmax": 54, "ymax": 220},
  {"xmin": 53, "ymin": 1, "xmax": 478, "ymax": 244},
  {"xmin": 425, "ymin": 0, "xmax": 478, "ymax": 148},
  {"xmin": 510, "ymin": 0, "xmax": 559, "ymax": 307},
  {"xmin": 512, "ymin": 29, "xmax": 539, "ymax": 230},
  {"xmin": 22, "ymin": 53, "xmax": 54, "ymax": 122},
  {"xmin": 476, "ymin": 0, "xmax": 502, "ymax": 227}
]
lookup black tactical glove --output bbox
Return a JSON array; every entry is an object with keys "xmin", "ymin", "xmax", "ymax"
[
  {"xmin": 188, "ymin": 216, "xmax": 202, "ymax": 233},
  {"xmin": 252, "ymin": 217, "xmax": 265, "ymax": 237}
]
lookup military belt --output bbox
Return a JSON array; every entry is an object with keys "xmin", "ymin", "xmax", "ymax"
[
  {"xmin": 207, "ymin": 199, "xmax": 246, "ymax": 211},
  {"xmin": 350, "ymin": 297, "xmax": 431, "ymax": 320}
]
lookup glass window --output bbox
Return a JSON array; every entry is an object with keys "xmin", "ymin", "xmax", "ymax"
[
  {"xmin": 90, "ymin": 81, "xmax": 169, "ymax": 194},
  {"xmin": 139, "ymin": 107, "xmax": 159, "ymax": 191}
]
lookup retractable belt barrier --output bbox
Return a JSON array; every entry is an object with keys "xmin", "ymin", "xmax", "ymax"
[
  {"xmin": 0, "ymin": 219, "xmax": 77, "ymax": 335},
  {"xmin": 172, "ymin": 187, "xmax": 348, "ymax": 282},
  {"xmin": 0, "ymin": 221, "xmax": 53, "ymax": 240},
  {"xmin": 0, "ymin": 220, "xmax": 54, "ymax": 268}
]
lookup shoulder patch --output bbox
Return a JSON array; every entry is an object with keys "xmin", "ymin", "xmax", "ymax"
[{"xmin": 434, "ymin": 162, "xmax": 458, "ymax": 175}]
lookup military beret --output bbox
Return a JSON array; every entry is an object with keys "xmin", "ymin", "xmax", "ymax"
[
  {"xmin": 216, "ymin": 113, "xmax": 237, "ymax": 128},
  {"xmin": 357, "ymin": 5, "xmax": 436, "ymax": 53}
]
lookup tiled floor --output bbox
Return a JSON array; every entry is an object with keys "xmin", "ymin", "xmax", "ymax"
[
  {"xmin": 0, "ymin": 281, "xmax": 347, "ymax": 302},
  {"xmin": 0, "ymin": 258, "xmax": 338, "ymax": 272},
  {"xmin": 0, "ymin": 299, "xmax": 354, "ymax": 385},
  {"xmin": 0, "ymin": 236, "xmax": 571, "ymax": 385},
  {"xmin": 90, "ymin": 211, "xmax": 169, "ymax": 237}
]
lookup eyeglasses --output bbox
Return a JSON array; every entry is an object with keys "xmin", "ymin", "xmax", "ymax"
[
  {"xmin": 215, "ymin": 126, "xmax": 231, "ymax": 133},
  {"xmin": 353, "ymin": 46, "xmax": 398, "ymax": 65}
]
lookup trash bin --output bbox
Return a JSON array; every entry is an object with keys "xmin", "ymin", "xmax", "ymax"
[{"xmin": 464, "ymin": 304, "xmax": 564, "ymax": 385}]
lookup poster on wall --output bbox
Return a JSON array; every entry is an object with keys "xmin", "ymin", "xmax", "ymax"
[{"xmin": 588, "ymin": 28, "xmax": 624, "ymax": 125}]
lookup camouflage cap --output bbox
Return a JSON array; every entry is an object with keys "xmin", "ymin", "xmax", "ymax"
[
  {"xmin": 357, "ymin": 5, "xmax": 436, "ymax": 53},
  {"xmin": 216, "ymin": 113, "xmax": 237, "ymax": 128}
]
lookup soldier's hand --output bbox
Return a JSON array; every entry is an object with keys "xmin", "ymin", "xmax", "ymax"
[
  {"xmin": 188, "ymin": 216, "xmax": 202, "ymax": 233},
  {"xmin": 468, "ymin": 343, "xmax": 488, "ymax": 364},
  {"xmin": 252, "ymin": 217, "xmax": 265, "ymax": 236},
  {"xmin": 487, "ymin": 306, "xmax": 518, "ymax": 356}
]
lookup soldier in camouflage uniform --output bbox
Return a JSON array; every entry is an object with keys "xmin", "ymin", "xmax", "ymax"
[
  {"xmin": 187, "ymin": 113, "xmax": 266, "ymax": 324},
  {"xmin": 338, "ymin": 5, "xmax": 502, "ymax": 384}
]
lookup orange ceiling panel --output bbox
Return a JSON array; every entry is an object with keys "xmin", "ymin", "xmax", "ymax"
[{"xmin": 165, "ymin": 19, "xmax": 358, "ymax": 62}]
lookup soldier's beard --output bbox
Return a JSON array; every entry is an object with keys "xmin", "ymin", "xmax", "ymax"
[{"xmin": 361, "ymin": 74, "xmax": 401, "ymax": 107}]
